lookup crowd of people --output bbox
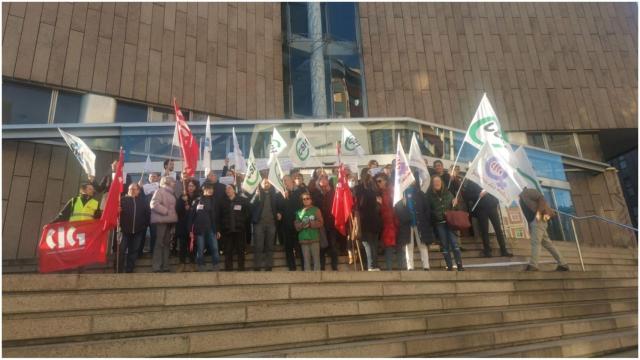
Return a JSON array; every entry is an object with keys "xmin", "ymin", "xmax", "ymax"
[{"xmin": 52, "ymin": 156, "xmax": 570, "ymax": 273}]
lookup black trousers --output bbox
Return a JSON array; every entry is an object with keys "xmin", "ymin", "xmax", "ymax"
[
  {"xmin": 224, "ymin": 231, "xmax": 246, "ymax": 271},
  {"xmin": 476, "ymin": 206, "xmax": 508, "ymax": 254},
  {"xmin": 178, "ymin": 234, "xmax": 195, "ymax": 264},
  {"xmin": 117, "ymin": 230, "xmax": 145, "ymax": 273},
  {"xmin": 320, "ymin": 228, "xmax": 339, "ymax": 271},
  {"xmin": 282, "ymin": 226, "xmax": 303, "ymax": 271}
]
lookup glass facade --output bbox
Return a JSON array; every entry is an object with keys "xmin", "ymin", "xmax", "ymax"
[
  {"xmin": 2, "ymin": 81, "xmax": 51, "ymax": 124},
  {"xmin": 546, "ymin": 133, "xmax": 579, "ymax": 157},
  {"xmin": 283, "ymin": 2, "xmax": 365, "ymax": 118}
]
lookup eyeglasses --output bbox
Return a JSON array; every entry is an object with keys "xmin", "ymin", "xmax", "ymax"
[{"xmin": 302, "ymin": 197, "xmax": 311, "ymax": 200}]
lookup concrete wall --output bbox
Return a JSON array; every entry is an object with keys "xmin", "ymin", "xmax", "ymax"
[
  {"xmin": 568, "ymin": 170, "xmax": 637, "ymax": 248},
  {"xmin": 2, "ymin": 2, "xmax": 284, "ymax": 119},
  {"xmin": 358, "ymin": 2, "xmax": 638, "ymax": 131}
]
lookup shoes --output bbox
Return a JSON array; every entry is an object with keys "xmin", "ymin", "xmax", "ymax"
[
  {"xmin": 456, "ymin": 264, "xmax": 465, "ymax": 271},
  {"xmin": 423, "ymin": 268, "xmax": 430, "ymax": 271},
  {"xmin": 500, "ymin": 250, "xmax": 513, "ymax": 257},
  {"xmin": 524, "ymin": 265, "xmax": 539, "ymax": 271},
  {"xmin": 482, "ymin": 251, "xmax": 493, "ymax": 258},
  {"xmin": 446, "ymin": 267, "xmax": 454, "ymax": 271},
  {"xmin": 368, "ymin": 268, "xmax": 381, "ymax": 271},
  {"xmin": 555, "ymin": 264, "xmax": 570, "ymax": 272}
]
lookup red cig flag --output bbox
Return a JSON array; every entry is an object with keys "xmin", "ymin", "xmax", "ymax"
[
  {"xmin": 332, "ymin": 164, "xmax": 353, "ymax": 236},
  {"xmin": 101, "ymin": 148, "xmax": 124, "ymax": 231}
]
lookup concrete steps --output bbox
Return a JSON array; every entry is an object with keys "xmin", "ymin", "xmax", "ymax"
[{"xmin": 3, "ymin": 269, "xmax": 637, "ymax": 357}]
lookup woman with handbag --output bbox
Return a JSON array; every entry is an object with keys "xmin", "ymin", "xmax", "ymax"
[{"xmin": 426, "ymin": 176, "xmax": 464, "ymax": 271}]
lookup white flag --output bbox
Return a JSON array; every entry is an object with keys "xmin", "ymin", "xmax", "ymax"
[
  {"xmin": 462, "ymin": 93, "xmax": 513, "ymax": 158},
  {"xmin": 268, "ymin": 154, "xmax": 286, "ymax": 195},
  {"xmin": 393, "ymin": 135, "xmax": 415, "ymax": 206},
  {"xmin": 341, "ymin": 126, "xmax": 365, "ymax": 156},
  {"xmin": 514, "ymin": 146, "xmax": 543, "ymax": 193},
  {"xmin": 171, "ymin": 122, "xmax": 180, "ymax": 147},
  {"xmin": 268, "ymin": 128, "xmax": 287, "ymax": 165},
  {"xmin": 58, "ymin": 128, "xmax": 96, "ymax": 176},
  {"xmin": 203, "ymin": 116, "xmax": 212, "ymax": 174},
  {"xmin": 232, "ymin": 127, "xmax": 247, "ymax": 173},
  {"xmin": 140, "ymin": 154, "xmax": 152, "ymax": 180},
  {"xmin": 465, "ymin": 143, "xmax": 522, "ymax": 206},
  {"xmin": 288, "ymin": 129, "xmax": 318, "ymax": 167},
  {"xmin": 241, "ymin": 148, "xmax": 260, "ymax": 195},
  {"xmin": 408, "ymin": 133, "xmax": 430, "ymax": 192}
]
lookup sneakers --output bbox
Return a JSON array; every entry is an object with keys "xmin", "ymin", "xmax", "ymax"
[
  {"xmin": 555, "ymin": 264, "xmax": 570, "ymax": 272},
  {"xmin": 524, "ymin": 264, "xmax": 539, "ymax": 271}
]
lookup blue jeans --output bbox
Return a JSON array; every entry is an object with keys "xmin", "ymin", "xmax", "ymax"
[
  {"xmin": 196, "ymin": 230, "xmax": 220, "ymax": 268},
  {"xmin": 384, "ymin": 245, "xmax": 406, "ymax": 270},
  {"xmin": 435, "ymin": 223, "xmax": 462, "ymax": 269}
]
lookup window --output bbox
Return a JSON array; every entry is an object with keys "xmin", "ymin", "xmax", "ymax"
[
  {"xmin": 421, "ymin": 126, "xmax": 445, "ymax": 158},
  {"xmin": 525, "ymin": 147, "xmax": 567, "ymax": 181},
  {"xmin": 325, "ymin": 2, "xmax": 358, "ymax": 42},
  {"xmin": 115, "ymin": 101, "xmax": 148, "ymax": 123},
  {"xmin": 577, "ymin": 133, "xmax": 603, "ymax": 161},
  {"xmin": 370, "ymin": 129, "xmax": 393, "ymax": 154},
  {"xmin": 2, "ymin": 81, "xmax": 51, "ymax": 124},
  {"xmin": 527, "ymin": 133, "xmax": 545, "ymax": 149},
  {"xmin": 452, "ymin": 131, "xmax": 480, "ymax": 163},
  {"xmin": 150, "ymin": 107, "xmax": 188, "ymax": 122},
  {"xmin": 546, "ymin": 133, "xmax": 579, "ymax": 157},
  {"xmin": 553, "ymin": 188, "xmax": 577, "ymax": 242},
  {"xmin": 542, "ymin": 187, "xmax": 565, "ymax": 241},
  {"xmin": 53, "ymin": 91, "xmax": 82, "ymax": 123}
]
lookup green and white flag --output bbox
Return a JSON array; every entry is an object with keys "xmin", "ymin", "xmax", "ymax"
[
  {"xmin": 288, "ymin": 129, "xmax": 318, "ymax": 167},
  {"xmin": 268, "ymin": 128, "xmax": 287, "ymax": 165},
  {"xmin": 241, "ymin": 147, "xmax": 260, "ymax": 195},
  {"xmin": 463, "ymin": 93, "xmax": 510, "ymax": 150},
  {"xmin": 341, "ymin": 126, "xmax": 365, "ymax": 156},
  {"xmin": 267, "ymin": 154, "xmax": 286, "ymax": 195},
  {"xmin": 232, "ymin": 127, "xmax": 247, "ymax": 173},
  {"xmin": 514, "ymin": 146, "xmax": 543, "ymax": 193},
  {"xmin": 408, "ymin": 133, "xmax": 430, "ymax": 192},
  {"xmin": 466, "ymin": 142, "xmax": 522, "ymax": 206},
  {"xmin": 393, "ymin": 134, "xmax": 415, "ymax": 206}
]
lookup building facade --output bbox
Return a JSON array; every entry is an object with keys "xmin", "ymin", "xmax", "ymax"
[{"xmin": 2, "ymin": 2, "xmax": 637, "ymax": 265}]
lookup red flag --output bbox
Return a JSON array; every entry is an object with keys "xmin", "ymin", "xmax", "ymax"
[
  {"xmin": 38, "ymin": 220, "xmax": 109, "ymax": 273},
  {"xmin": 101, "ymin": 148, "xmax": 124, "ymax": 231},
  {"xmin": 173, "ymin": 98, "xmax": 199, "ymax": 177},
  {"xmin": 332, "ymin": 164, "xmax": 353, "ymax": 236}
]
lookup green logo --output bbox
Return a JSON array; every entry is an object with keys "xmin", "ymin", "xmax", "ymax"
[
  {"xmin": 270, "ymin": 139, "xmax": 281, "ymax": 153},
  {"xmin": 344, "ymin": 136, "xmax": 359, "ymax": 151},
  {"xmin": 245, "ymin": 163, "xmax": 259, "ymax": 186},
  {"xmin": 296, "ymin": 138, "xmax": 310, "ymax": 161},
  {"xmin": 516, "ymin": 168, "xmax": 542, "ymax": 193},
  {"xmin": 469, "ymin": 116, "xmax": 509, "ymax": 148}
]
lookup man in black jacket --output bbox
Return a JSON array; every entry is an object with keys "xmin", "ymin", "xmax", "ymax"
[
  {"xmin": 189, "ymin": 183, "xmax": 222, "ymax": 271},
  {"xmin": 118, "ymin": 183, "xmax": 150, "ymax": 273},
  {"xmin": 221, "ymin": 185, "xmax": 252, "ymax": 271},
  {"xmin": 250, "ymin": 179, "xmax": 283, "ymax": 271},
  {"xmin": 313, "ymin": 177, "xmax": 339, "ymax": 271},
  {"xmin": 279, "ymin": 175, "xmax": 303, "ymax": 271},
  {"xmin": 463, "ymin": 181, "xmax": 512, "ymax": 258}
]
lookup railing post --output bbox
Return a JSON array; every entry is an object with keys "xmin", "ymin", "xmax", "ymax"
[{"xmin": 570, "ymin": 218, "xmax": 586, "ymax": 272}]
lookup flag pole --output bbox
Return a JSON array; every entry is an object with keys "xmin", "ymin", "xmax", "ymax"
[{"xmin": 448, "ymin": 141, "xmax": 465, "ymax": 190}]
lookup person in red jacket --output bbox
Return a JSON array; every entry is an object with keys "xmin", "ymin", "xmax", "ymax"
[{"xmin": 374, "ymin": 173, "xmax": 404, "ymax": 271}]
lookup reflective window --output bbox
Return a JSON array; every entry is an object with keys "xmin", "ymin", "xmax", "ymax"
[
  {"xmin": 2, "ymin": 81, "xmax": 51, "ymax": 124},
  {"xmin": 452, "ymin": 131, "xmax": 480, "ymax": 164},
  {"xmin": 150, "ymin": 106, "xmax": 188, "ymax": 122},
  {"xmin": 553, "ymin": 188, "xmax": 576, "ymax": 242},
  {"xmin": 289, "ymin": 2, "xmax": 308, "ymax": 36},
  {"xmin": 527, "ymin": 133, "xmax": 545, "ymax": 149},
  {"xmin": 116, "ymin": 101, "xmax": 147, "ymax": 123},
  {"xmin": 577, "ymin": 133, "xmax": 603, "ymax": 161},
  {"xmin": 525, "ymin": 147, "xmax": 567, "ymax": 181},
  {"xmin": 289, "ymin": 48, "xmax": 313, "ymax": 117},
  {"xmin": 370, "ymin": 129, "xmax": 393, "ymax": 154},
  {"xmin": 54, "ymin": 91, "xmax": 82, "ymax": 123},
  {"xmin": 546, "ymin": 133, "xmax": 579, "ymax": 157},
  {"xmin": 325, "ymin": 2, "xmax": 357, "ymax": 42},
  {"xmin": 421, "ymin": 126, "xmax": 445, "ymax": 158},
  {"xmin": 542, "ymin": 187, "xmax": 565, "ymax": 241}
]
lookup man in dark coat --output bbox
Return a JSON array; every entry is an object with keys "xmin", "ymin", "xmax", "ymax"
[
  {"xmin": 117, "ymin": 183, "xmax": 150, "ymax": 273},
  {"xmin": 395, "ymin": 178, "xmax": 435, "ymax": 270},
  {"xmin": 463, "ymin": 180, "xmax": 512, "ymax": 258},
  {"xmin": 312, "ymin": 177, "xmax": 339, "ymax": 271},
  {"xmin": 220, "ymin": 185, "xmax": 252, "ymax": 271}
]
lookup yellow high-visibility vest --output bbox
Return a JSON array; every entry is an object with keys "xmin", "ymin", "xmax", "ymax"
[{"xmin": 69, "ymin": 197, "xmax": 99, "ymax": 222}]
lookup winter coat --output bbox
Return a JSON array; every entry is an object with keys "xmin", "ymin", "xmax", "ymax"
[
  {"xmin": 311, "ymin": 187, "xmax": 336, "ymax": 232},
  {"xmin": 188, "ymin": 195, "xmax": 219, "ymax": 235},
  {"xmin": 520, "ymin": 188, "xmax": 555, "ymax": 222},
  {"xmin": 220, "ymin": 195, "xmax": 251, "ymax": 234},
  {"xmin": 426, "ymin": 186, "xmax": 454, "ymax": 224},
  {"xmin": 176, "ymin": 193, "xmax": 198, "ymax": 237},
  {"xmin": 357, "ymin": 186, "xmax": 383, "ymax": 235},
  {"xmin": 250, "ymin": 187, "xmax": 282, "ymax": 224},
  {"xmin": 119, "ymin": 195, "xmax": 150, "ymax": 234},
  {"xmin": 395, "ymin": 185, "xmax": 435, "ymax": 246},
  {"xmin": 462, "ymin": 181, "xmax": 499, "ymax": 216},
  {"xmin": 380, "ymin": 186, "xmax": 398, "ymax": 248},
  {"xmin": 150, "ymin": 186, "xmax": 178, "ymax": 224},
  {"xmin": 280, "ymin": 190, "xmax": 301, "ymax": 232}
]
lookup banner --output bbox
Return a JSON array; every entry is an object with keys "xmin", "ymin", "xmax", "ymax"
[
  {"xmin": 393, "ymin": 135, "xmax": 415, "ymax": 206},
  {"xmin": 288, "ymin": 129, "xmax": 318, "ymax": 167},
  {"xmin": 203, "ymin": 116, "xmax": 212, "ymax": 174},
  {"xmin": 408, "ymin": 133, "xmax": 430, "ymax": 192},
  {"xmin": 463, "ymin": 93, "xmax": 510, "ymax": 150},
  {"xmin": 331, "ymin": 164, "xmax": 353, "ymax": 236},
  {"xmin": 242, "ymin": 148, "xmax": 260, "ymax": 194},
  {"xmin": 465, "ymin": 143, "xmax": 522, "ymax": 206},
  {"xmin": 58, "ymin": 128, "xmax": 96, "ymax": 176},
  {"xmin": 38, "ymin": 219, "xmax": 109, "ymax": 273},
  {"xmin": 232, "ymin": 127, "xmax": 247, "ymax": 173},
  {"xmin": 267, "ymin": 155, "xmax": 286, "ymax": 195},
  {"xmin": 173, "ymin": 99, "xmax": 199, "ymax": 177},
  {"xmin": 514, "ymin": 146, "xmax": 543, "ymax": 193},
  {"xmin": 268, "ymin": 128, "xmax": 287, "ymax": 165},
  {"xmin": 341, "ymin": 126, "xmax": 365, "ymax": 156}
]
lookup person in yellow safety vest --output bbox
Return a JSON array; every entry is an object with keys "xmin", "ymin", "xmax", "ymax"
[{"xmin": 52, "ymin": 183, "xmax": 102, "ymax": 223}]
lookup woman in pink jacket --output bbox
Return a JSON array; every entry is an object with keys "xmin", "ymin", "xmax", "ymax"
[
  {"xmin": 374, "ymin": 173, "xmax": 403, "ymax": 271},
  {"xmin": 150, "ymin": 176, "xmax": 179, "ymax": 272}
]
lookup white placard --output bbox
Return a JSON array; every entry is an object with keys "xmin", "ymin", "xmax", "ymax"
[
  {"xmin": 219, "ymin": 176, "xmax": 236, "ymax": 185},
  {"xmin": 256, "ymin": 158, "xmax": 269, "ymax": 171},
  {"xmin": 142, "ymin": 182, "xmax": 159, "ymax": 196},
  {"xmin": 368, "ymin": 167, "xmax": 384, "ymax": 177}
]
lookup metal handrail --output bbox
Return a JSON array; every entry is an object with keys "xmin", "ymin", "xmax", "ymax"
[
  {"xmin": 554, "ymin": 209, "xmax": 637, "ymax": 272},
  {"xmin": 555, "ymin": 210, "xmax": 638, "ymax": 232}
]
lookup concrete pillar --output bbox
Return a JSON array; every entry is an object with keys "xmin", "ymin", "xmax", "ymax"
[{"xmin": 307, "ymin": 2, "xmax": 328, "ymax": 118}]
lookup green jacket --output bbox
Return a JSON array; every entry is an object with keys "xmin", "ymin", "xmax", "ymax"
[{"xmin": 426, "ymin": 188, "xmax": 454, "ymax": 224}]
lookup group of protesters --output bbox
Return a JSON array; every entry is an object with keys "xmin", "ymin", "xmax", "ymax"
[{"xmin": 52, "ymin": 156, "xmax": 569, "ymax": 274}]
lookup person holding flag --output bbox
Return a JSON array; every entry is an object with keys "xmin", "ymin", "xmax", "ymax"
[
  {"xmin": 426, "ymin": 176, "xmax": 465, "ymax": 271},
  {"xmin": 52, "ymin": 183, "xmax": 101, "ymax": 223}
]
